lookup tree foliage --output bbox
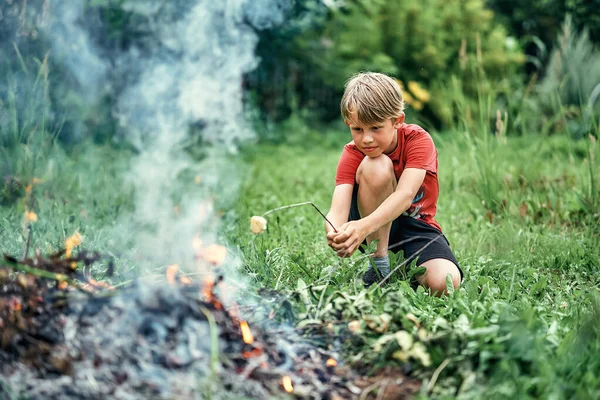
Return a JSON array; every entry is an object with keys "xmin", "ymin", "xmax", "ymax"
[{"xmin": 248, "ymin": 0, "xmax": 525, "ymax": 128}]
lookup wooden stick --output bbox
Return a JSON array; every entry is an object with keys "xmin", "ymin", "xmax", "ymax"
[{"xmin": 263, "ymin": 201, "xmax": 338, "ymax": 233}]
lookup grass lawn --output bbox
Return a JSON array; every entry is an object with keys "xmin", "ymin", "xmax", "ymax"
[
  {"xmin": 2, "ymin": 128, "xmax": 599, "ymax": 398},
  {"xmin": 226, "ymin": 129, "xmax": 600, "ymax": 398}
]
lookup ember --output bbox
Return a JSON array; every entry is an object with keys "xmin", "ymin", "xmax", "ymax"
[
  {"xmin": 240, "ymin": 321, "xmax": 255, "ymax": 344},
  {"xmin": 282, "ymin": 375, "xmax": 294, "ymax": 393},
  {"xmin": 166, "ymin": 264, "xmax": 179, "ymax": 285}
]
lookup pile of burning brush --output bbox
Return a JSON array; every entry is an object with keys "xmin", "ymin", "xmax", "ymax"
[{"xmin": 0, "ymin": 237, "xmax": 382, "ymax": 399}]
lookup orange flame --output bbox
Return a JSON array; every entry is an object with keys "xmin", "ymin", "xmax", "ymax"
[
  {"xmin": 242, "ymin": 348, "xmax": 263, "ymax": 359},
  {"xmin": 326, "ymin": 358, "xmax": 337, "ymax": 367},
  {"xmin": 203, "ymin": 244, "xmax": 227, "ymax": 266},
  {"xmin": 80, "ymin": 278, "xmax": 115, "ymax": 293},
  {"xmin": 203, "ymin": 276, "xmax": 214, "ymax": 299},
  {"xmin": 166, "ymin": 264, "xmax": 179, "ymax": 286},
  {"xmin": 240, "ymin": 321, "xmax": 254, "ymax": 344},
  {"xmin": 282, "ymin": 376, "xmax": 293, "ymax": 393},
  {"xmin": 180, "ymin": 276, "xmax": 193, "ymax": 285}
]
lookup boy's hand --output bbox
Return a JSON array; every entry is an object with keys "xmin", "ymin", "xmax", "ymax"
[{"xmin": 327, "ymin": 220, "xmax": 370, "ymax": 258}]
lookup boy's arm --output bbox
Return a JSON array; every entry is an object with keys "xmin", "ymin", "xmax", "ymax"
[
  {"xmin": 331, "ymin": 168, "xmax": 426, "ymax": 256},
  {"xmin": 325, "ymin": 183, "xmax": 353, "ymax": 234}
]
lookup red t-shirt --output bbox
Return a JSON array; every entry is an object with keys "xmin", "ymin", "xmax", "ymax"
[{"xmin": 335, "ymin": 123, "xmax": 442, "ymax": 232}]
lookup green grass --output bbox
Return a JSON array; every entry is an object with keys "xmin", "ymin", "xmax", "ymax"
[
  {"xmin": 1, "ymin": 125, "xmax": 599, "ymax": 398},
  {"xmin": 225, "ymin": 129, "xmax": 600, "ymax": 398},
  {"xmin": 0, "ymin": 140, "xmax": 135, "ymax": 278}
]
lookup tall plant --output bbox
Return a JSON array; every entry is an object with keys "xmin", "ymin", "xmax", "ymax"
[{"xmin": 539, "ymin": 16, "xmax": 600, "ymax": 138}]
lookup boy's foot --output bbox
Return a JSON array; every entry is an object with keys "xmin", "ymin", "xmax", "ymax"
[
  {"xmin": 362, "ymin": 267, "xmax": 388, "ymax": 286},
  {"xmin": 362, "ymin": 256, "xmax": 390, "ymax": 287}
]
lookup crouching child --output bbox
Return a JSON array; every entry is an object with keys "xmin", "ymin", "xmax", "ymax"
[{"xmin": 325, "ymin": 72, "xmax": 462, "ymax": 295}]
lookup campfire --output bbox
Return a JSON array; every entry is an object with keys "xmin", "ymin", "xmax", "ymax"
[{"xmin": 0, "ymin": 245, "xmax": 370, "ymax": 399}]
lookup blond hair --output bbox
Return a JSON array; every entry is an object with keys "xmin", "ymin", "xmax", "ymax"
[{"xmin": 340, "ymin": 72, "xmax": 405, "ymax": 125}]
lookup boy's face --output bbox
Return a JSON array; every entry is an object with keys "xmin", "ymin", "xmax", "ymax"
[{"xmin": 345, "ymin": 113, "xmax": 404, "ymax": 158}]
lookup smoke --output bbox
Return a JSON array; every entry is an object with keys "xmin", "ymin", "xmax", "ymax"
[
  {"xmin": 113, "ymin": 0, "xmax": 291, "ymax": 268},
  {"xmin": 1, "ymin": 1, "xmax": 296, "ymax": 396},
  {"xmin": 35, "ymin": 0, "xmax": 291, "ymax": 269}
]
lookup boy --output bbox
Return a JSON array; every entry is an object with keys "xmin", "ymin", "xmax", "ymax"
[{"xmin": 325, "ymin": 72, "xmax": 462, "ymax": 295}]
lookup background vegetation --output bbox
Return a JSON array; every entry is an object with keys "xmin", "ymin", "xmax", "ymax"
[{"xmin": 1, "ymin": 0, "xmax": 599, "ymax": 398}]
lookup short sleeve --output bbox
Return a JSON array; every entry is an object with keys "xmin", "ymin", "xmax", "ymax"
[
  {"xmin": 335, "ymin": 144, "xmax": 365, "ymax": 185},
  {"xmin": 404, "ymin": 131, "xmax": 437, "ymax": 174}
]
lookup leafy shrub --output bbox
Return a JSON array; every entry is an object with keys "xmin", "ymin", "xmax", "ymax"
[
  {"xmin": 538, "ymin": 16, "xmax": 600, "ymax": 138},
  {"xmin": 245, "ymin": 0, "xmax": 526, "ymax": 132}
]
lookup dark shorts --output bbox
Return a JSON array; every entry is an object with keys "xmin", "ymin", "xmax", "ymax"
[{"xmin": 350, "ymin": 185, "xmax": 463, "ymax": 281}]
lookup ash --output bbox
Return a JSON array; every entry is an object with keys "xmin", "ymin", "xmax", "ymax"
[
  {"xmin": 3, "ymin": 283, "xmax": 224, "ymax": 399},
  {"xmin": 1, "ymin": 279, "xmax": 357, "ymax": 400}
]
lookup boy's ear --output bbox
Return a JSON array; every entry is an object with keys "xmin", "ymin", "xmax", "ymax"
[{"xmin": 393, "ymin": 113, "xmax": 405, "ymax": 128}]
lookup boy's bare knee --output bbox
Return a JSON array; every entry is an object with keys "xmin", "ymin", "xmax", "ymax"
[
  {"xmin": 356, "ymin": 156, "xmax": 394, "ymax": 187},
  {"xmin": 419, "ymin": 259, "xmax": 461, "ymax": 296}
]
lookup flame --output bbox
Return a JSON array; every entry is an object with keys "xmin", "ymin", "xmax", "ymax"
[
  {"xmin": 282, "ymin": 376, "xmax": 293, "ymax": 393},
  {"xmin": 180, "ymin": 275, "xmax": 193, "ymax": 285},
  {"xmin": 203, "ymin": 244, "xmax": 227, "ymax": 266},
  {"xmin": 202, "ymin": 276, "xmax": 216, "ymax": 303},
  {"xmin": 80, "ymin": 278, "xmax": 115, "ymax": 293},
  {"xmin": 242, "ymin": 348, "xmax": 263, "ymax": 359},
  {"xmin": 201, "ymin": 275, "xmax": 223, "ymax": 310},
  {"xmin": 240, "ymin": 321, "xmax": 254, "ymax": 344},
  {"xmin": 57, "ymin": 281, "xmax": 69, "ymax": 290},
  {"xmin": 326, "ymin": 358, "xmax": 337, "ymax": 367},
  {"xmin": 166, "ymin": 264, "xmax": 179, "ymax": 286}
]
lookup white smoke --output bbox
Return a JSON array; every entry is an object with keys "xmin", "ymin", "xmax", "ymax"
[{"xmin": 43, "ymin": 0, "xmax": 292, "ymax": 268}]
